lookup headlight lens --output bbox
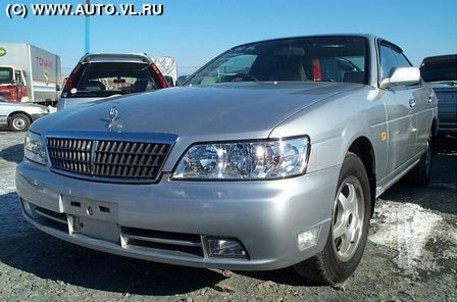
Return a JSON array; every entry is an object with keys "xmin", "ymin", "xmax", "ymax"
[
  {"xmin": 24, "ymin": 131, "xmax": 47, "ymax": 165},
  {"xmin": 173, "ymin": 136, "xmax": 310, "ymax": 180}
]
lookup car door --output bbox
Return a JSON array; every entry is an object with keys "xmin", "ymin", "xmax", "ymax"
[
  {"xmin": 391, "ymin": 51, "xmax": 434, "ymax": 158},
  {"xmin": 379, "ymin": 42, "xmax": 417, "ymax": 174},
  {"xmin": 0, "ymin": 100, "xmax": 8, "ymax": 125}
]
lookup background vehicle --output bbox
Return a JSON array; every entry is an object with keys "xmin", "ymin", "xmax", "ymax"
[
  {"xmin": 176, "ymin": 75, "xmax": 189, "ymax": 86},
  {"xmin": 0, "ymin": 43, "xmax": 61, "ymax": 105},
  {"xmin": 151, "ymin": 56, "xmax": 177, "ymax": 86},
  {"xmin": 420, "ymin": 54, "xmax": 457, "ymax": 135},
  {"xmin": 0, "ymin": 96, "xmax": 49, "ymax": 131},
  {"xmin": 17, "ymin": 35, "xmax": 437, "ymax": 286},
  {"xmin": 58, "ymin": 53, "xmax": 169, "ymax": 110}
]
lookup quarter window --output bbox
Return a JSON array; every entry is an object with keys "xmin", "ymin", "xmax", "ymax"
[
  {"xmin": 379, "ymin": 42, "xmax": 415, "ymax": 86},
  {"xmin": 393, "ymin": 51, "xmax": 412, "ymax": 67},
  {"xmin": 380, "ymin": 45, "xmax": 398, "ymax": 80},
  {"xmin": 15, "ymin": 70, "xmax": 23, "ymax": 85}
]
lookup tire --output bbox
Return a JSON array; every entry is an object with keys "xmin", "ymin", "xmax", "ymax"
[
  {"xmin": 408, "ymin": 139, "xmax": 432, "ymax": 186},
  {"xmin": 294, "ymin": 152, "xmax": 371, "ymax": 285},
  {"xmin": 9, "ymin": 113, "xmax": 31, "ymax": 132}
]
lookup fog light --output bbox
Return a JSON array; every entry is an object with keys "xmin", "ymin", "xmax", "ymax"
[
  {"xmin": 297, "ymin": 227, "xmax": 319, "ymax": 251},
  {"xmin": 205, "ymin": 237, "xmax": 248, "ymax": 259},
  {"xmin": 21, "ymin": 199, "xmax": 34, "ymax": 217}
]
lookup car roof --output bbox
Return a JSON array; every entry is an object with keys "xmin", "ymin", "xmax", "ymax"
[
  {"xmin": 79, "ymin": 53, "xmax": 153, "ymax": 64},
  {"xmin": 421, "ymin": 54, "xmax": 457, "ymax": 65},
  {"xmin": 231, "ymin": 34, "xmax": 380, "ymax": 48}
]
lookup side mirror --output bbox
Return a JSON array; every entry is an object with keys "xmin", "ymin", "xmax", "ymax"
[{"xmin": 380, "ymin": 67, "xmax": 421, "ymax": 89}]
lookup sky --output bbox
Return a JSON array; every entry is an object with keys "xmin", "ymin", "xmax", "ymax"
[{"xmin": 1, "ymin": 0, "xmax": 456, "ymax": 76}]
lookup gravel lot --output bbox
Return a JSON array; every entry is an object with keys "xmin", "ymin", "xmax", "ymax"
[{"xmin": 1, "ymin": 130, "xmax": 456, "ymax": 301}]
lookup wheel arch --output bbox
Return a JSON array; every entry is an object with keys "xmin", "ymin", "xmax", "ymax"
[
  {"xmin": 431, "ymin": 117, "xmax": 438, "ymax": 138},
  {"xmin": 7, "ymin": 111, "xmax": 33, "ymax": 132},
  {"xmin": 347, "ymin": 136, "xmax": 376, "ymax": 216},
  {"xmin": 7, "ymin": 111, "xmax": 32, "ymax": 123}
]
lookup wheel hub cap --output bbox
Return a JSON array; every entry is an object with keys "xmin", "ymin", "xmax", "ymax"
[{"xmin": 332, "ymin": 176, "xmax": 365, "ymax": 262}]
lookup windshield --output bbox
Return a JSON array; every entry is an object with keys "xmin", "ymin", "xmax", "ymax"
[
  {"xmin": 185, "ymin": 36, "xmax": 368, "ymax": 86},
  {"xmin": 0, "ymin": 67, "xmax": 13, "ymax": 84},
  {"xmin": 420, "ymin": 57, "xmax": 457, "ymax": 82},
  {"xmin": 63, "ymin": 62, "xmax": 159, "ymax": 98}
]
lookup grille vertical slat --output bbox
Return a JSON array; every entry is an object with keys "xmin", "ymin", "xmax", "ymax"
[{"xmin": 47, "ymin": 138, "xmax": 170, "ymax": 183}]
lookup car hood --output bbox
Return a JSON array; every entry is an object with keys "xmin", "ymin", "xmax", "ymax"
[
  {"xmin": 57, "ymin": 94, "xmax": 123, "ymax": 110},
  {"xmin": 34, "ymin": 82, "xmax": 361, "ymax": 140},
  {"xmin": 1, "ymin": 101, "xmax": 47, "ymax": 109}
]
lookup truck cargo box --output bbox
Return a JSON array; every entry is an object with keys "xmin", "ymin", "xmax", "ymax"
[{"xmin": 0, "ymin": 43, "xmax": 61, "ymax": 105}]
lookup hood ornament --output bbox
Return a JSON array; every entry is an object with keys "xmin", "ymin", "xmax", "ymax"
[{"xmin": 107, "ymin": 106, "xmax": 122, "ymax": 131}]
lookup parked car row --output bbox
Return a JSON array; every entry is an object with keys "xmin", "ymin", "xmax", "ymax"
[
  {"xmin": 17, "ymin": 34, "xmax": 438, "ymax": 285},
  {"xmin": 1, "ymin": 45, "xmax": 455, "ymax": 137},
  {"xmin": 420, "ymin": 54, "xmax": 457, "ymax": 135}
]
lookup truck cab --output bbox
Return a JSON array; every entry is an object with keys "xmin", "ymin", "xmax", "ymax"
[{"xmin": 0, "ymin": 65, "xmax": 28, "ymax": 102}]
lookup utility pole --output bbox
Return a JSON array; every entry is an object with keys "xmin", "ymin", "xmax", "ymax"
[{"xmin": 85, "ymin": 0, "xmax": 90, "ymax": 54}]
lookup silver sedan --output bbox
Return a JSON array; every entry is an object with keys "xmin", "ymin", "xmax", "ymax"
[
  {"xmin": 0, "ymin": 97, "xmax": 49, "ymax": 131},
  {"xmin": 16, "ymin": 34, "xmax": 437, "ymax": 285}
]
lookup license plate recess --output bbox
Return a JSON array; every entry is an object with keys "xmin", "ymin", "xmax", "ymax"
[{"xmin": 61, "ymin": 196, "xmax": 120, "ymax": 243}]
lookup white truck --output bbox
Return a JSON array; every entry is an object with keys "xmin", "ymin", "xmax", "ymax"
[
  {"xmin": 0, "ymin": 43, "xmax": 61, "ymax": 105},
  {"xmin": 151, "ymin": 56, "xmax": 177, "ymax": 86}
]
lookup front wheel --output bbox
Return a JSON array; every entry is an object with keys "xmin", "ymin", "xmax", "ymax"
[
  {"xmin": 294, "ymin": 152, "xmax": 371, "ymax": 285},
  {"xmin": 9, "ymin": 113, "xmax": 31, "ymax": 132}
]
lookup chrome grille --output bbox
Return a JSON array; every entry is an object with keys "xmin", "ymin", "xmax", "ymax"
[
  {"xmin": 47, "ymin": 138, "xmax": 93, "ymax": 175},
  {"xmin": 47, "ymin": 138, "xmax": 171, "ymax": 182}
]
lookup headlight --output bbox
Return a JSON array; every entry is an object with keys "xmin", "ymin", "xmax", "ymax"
[
  {"xmin": 173, "ymin": 136, "xmax": 310, "ymax": 180},
  {"xmin": 24, "ymin": 131, "xmax": 47, "ymax": 165}
]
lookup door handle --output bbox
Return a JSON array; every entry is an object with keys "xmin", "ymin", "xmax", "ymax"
[
  {"xmin": 428, "ymin": 96, "xmax": 433, "ymax": 103},
  {"xmin": 409, "ymin": 98, "xmax": 416, "ymax": 108}
]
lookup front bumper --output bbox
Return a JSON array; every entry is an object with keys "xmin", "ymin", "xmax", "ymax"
[{"xmin": 16, "ymin": 161, "xmax": 340, "ymax": 271}]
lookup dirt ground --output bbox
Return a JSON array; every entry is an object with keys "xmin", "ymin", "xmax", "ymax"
[{"xmin": 1, "ymin": 130, "xmax": 456, "ymax": 302}]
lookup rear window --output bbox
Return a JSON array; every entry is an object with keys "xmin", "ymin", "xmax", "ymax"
[
  {"xmin": 62, "ymin": 62, "xmax": 160, "ymax": 98},
  {"xmin": 0, "ymin": 67, "xmax": 13, "ymax": 84}
]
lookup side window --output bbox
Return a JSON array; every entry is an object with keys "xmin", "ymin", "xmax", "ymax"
[
  {"xmin": 0, "ymin": 67, "xmax": 12, "ymax": 84},
  {"xmin": 380, "ymin": 45, "xmax": 398, "ymax": 80},
  {"xmin": 15, "ymin": 70, "xmax": 23, "ymax": 85},
  {"xmin": 393, "ymin": 50, "xmax": 412, "ymax": 67}
]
